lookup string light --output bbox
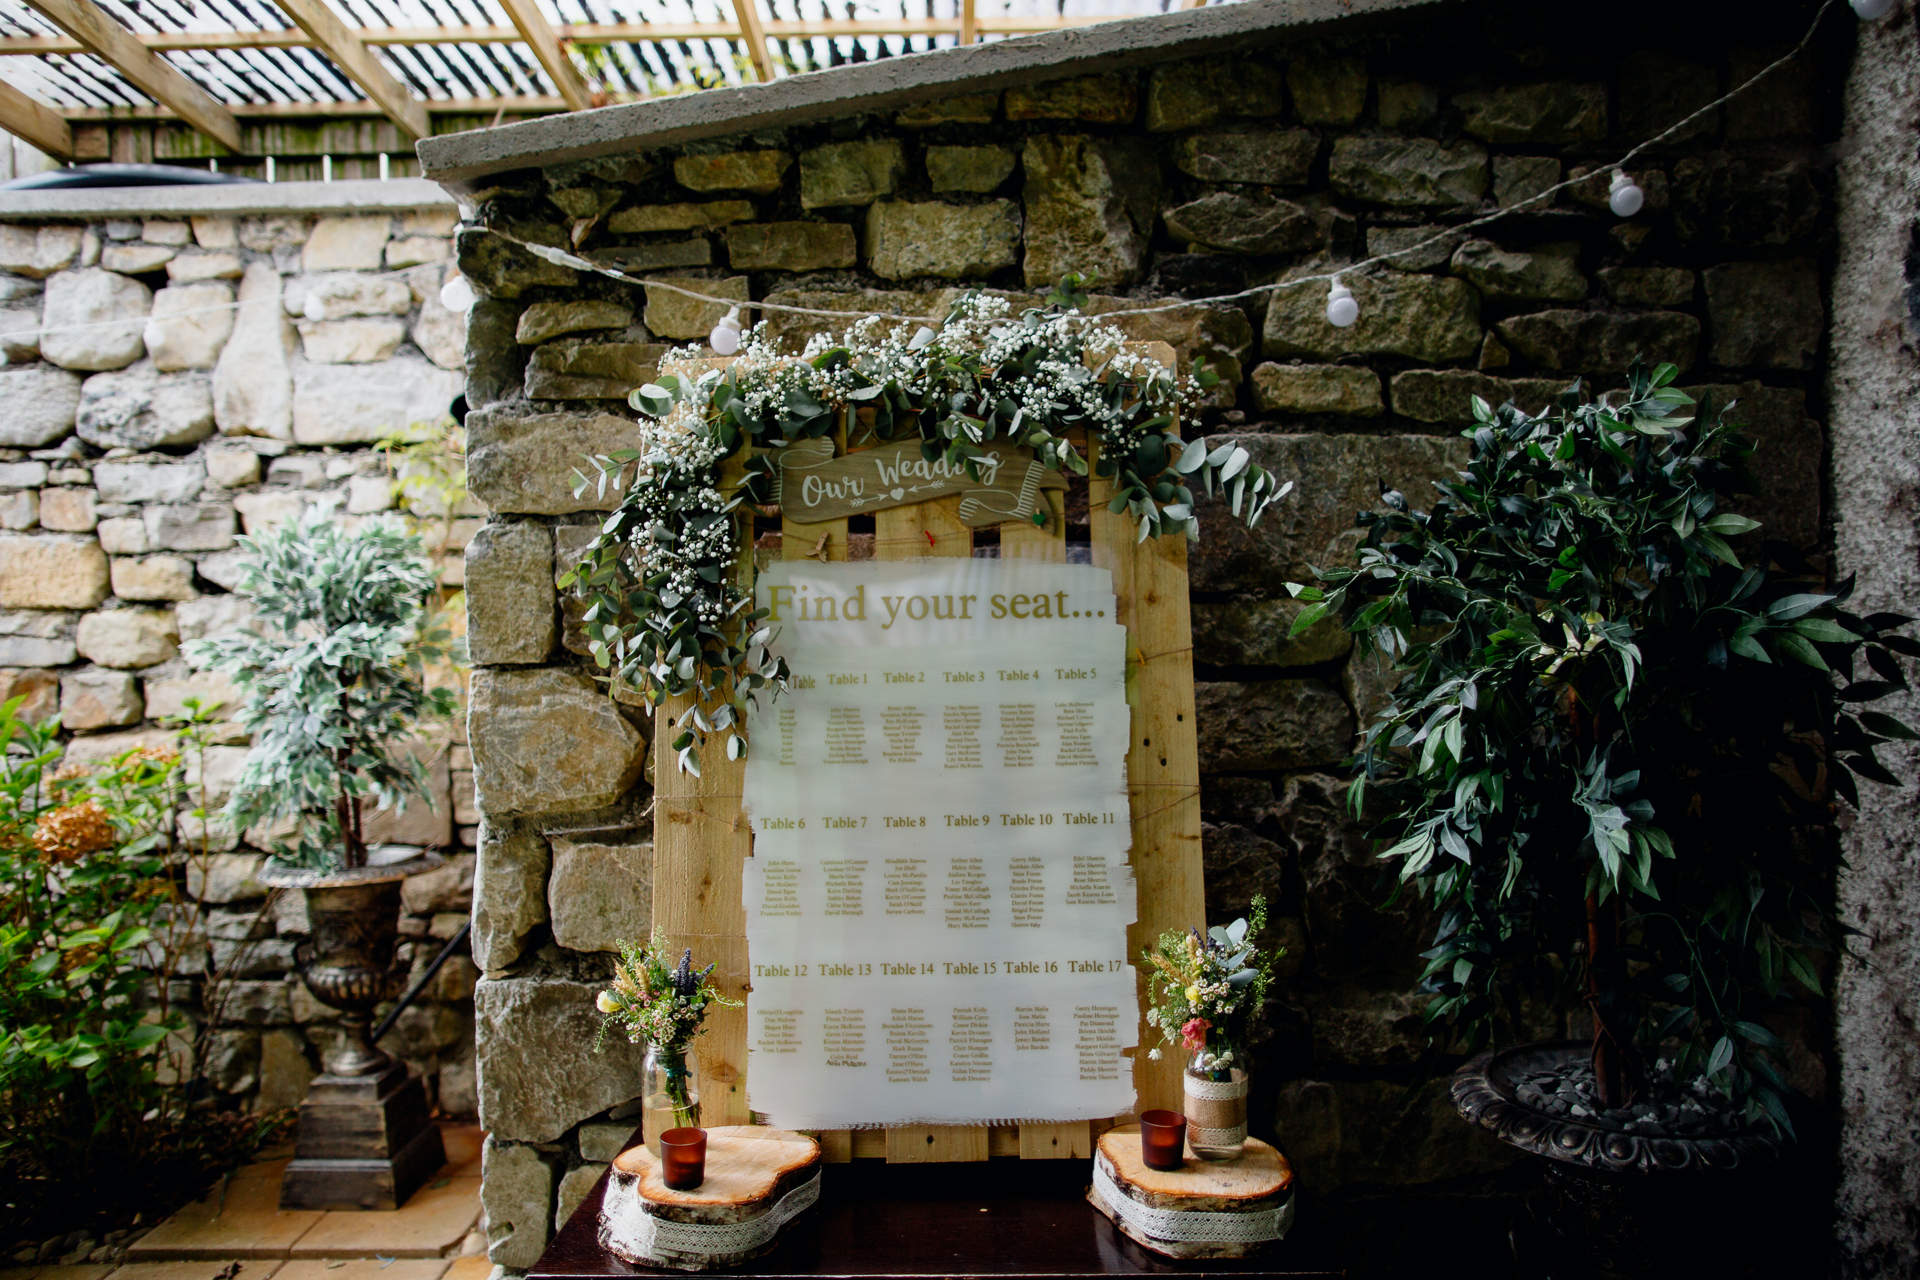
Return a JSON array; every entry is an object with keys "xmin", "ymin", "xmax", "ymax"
[
  {"xmin": 439, "ymin": 271, "xmax": 477, "ymax": 313},
  {"xmin": 1325, "ymin": 278, "xmax": 1358, "ymax": 328},
  {"xmin": 1850, "ymin": 0, "xmax": 1893, "ymax": 17},
  {"xmin": 1608, "ymin": 170, "xmax": 1645, "ymax": 218},
  {"xmin": 709, "ymin": 306, "xmax": 743, "ymax": 355}
]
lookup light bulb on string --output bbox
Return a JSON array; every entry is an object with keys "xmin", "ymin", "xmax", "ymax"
[
  {"xmin": 1608, "ymin": 170, "xmax": 1645, "ymax": 218},
  {"xmin": 710, "ymin": 306, "xmax": 743, "ymax": 356},
  {"xmin": 1850, "ymin": 0, "xmax": 1894, "ymax": 18},
  {"xmin": 1326, "ymin": 278, "xmax": 1359, "ymax": 328},
  {"xmin": 439, "ymin": 272, "xmax": 477, "ymax": 313}
]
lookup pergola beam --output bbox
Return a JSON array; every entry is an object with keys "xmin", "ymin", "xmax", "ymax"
[
  {"xmin": 0, "ymin": 75, "xmax": 71, "ymax": 156},
  {"xmin": 20, "ymin": 0, "xmax": 240, "ymax": 150},
  {"xmin": 729, "ymin": 0, "xmax": 775, "ymax": 81},
  {"xmin": 271, "ymin": 0, "xmax": 428, "ymax": 140},
  {"xmin": 496, "ymin": 0, "xmax": 593, "ymax": 111}
]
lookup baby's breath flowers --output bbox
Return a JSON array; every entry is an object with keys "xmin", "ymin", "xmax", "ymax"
[
  {"xmin": 1143, "ymin": 897, "xmax": 1284, "ymax": 1080},
  {"xmin": 564, "ymin": 285, "xmax": 1294, "ymax": 776},
  {"xmin": 595, "ymin": 933, "xmax": 742, "ymax": 1055}
]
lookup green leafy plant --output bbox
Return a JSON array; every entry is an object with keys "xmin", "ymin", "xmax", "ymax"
[
  {"xmin": 1293, "ymin": 360, "xmax": 1916, "ymax": 1132},
  {"xmin": 563, "ymin": 289, "xmax": 1291, "ymax": 773},
  {"xmin": 184, "ymin": 511, "xmax": 460, "ymax": 873},
  {"xmin": 1141, "ymin": 896, "xmax": 1284, "ymax": 1079}
]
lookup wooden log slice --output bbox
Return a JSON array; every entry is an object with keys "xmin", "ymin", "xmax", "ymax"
[
  {"xmin": 599, "ymin": 1127, "xmax": 821, "ymax": 1271},
  {"xmin": 1087, "ymin": 1126, "xmax": 1294, "ymax": 1260}
]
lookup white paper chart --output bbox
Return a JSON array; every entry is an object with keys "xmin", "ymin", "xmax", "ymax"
[{"xmin": 742, "ymin": 560, "xmax": 1139, "ymax": 1129}]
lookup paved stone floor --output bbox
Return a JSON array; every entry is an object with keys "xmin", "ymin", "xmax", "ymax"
[{"xmin": 1, "ymin": 1125, "xmax": 490, "ymax": 1280}]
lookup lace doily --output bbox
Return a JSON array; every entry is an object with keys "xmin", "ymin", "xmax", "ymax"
[
  {"xmin": 1187, "ymin": 1122, "xmax": 1249, "ymax": 1149},
  {"xmin": 1183, "ymin": 1074, "xmax": 1249, "ymax": 1102},
  {"xmin": 1092, "ymin": 1159, "xmax": 1293, "ymax": 1245},
  {"xmin": 602, "ymin": 1169, "xmax": 821, "ymax": 1264}
]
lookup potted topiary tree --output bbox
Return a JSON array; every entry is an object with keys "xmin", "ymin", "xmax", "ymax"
[
  {"xmin": 186, "ymin": 509, "xmax": 460, "ymax": 1210},
  {"xmin": 1291, "ymin": 360, "xmax": 1915, "ymax": 1255}
]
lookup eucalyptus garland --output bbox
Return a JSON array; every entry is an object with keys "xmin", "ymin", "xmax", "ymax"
[{"xmin": 561, "ymin": 288, "xmax": 1292, "ymax": 774}]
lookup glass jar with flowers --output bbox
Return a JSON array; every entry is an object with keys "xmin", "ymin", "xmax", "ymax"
[
  {"xmin": 1142, "ymin": 897, "xmax": 1284, "ymax": 1160},
  {"xmin": 596, "ymin": 934, "xmax": 742, "ymax": 1155}
]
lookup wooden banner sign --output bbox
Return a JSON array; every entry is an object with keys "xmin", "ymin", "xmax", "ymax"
[{"xmin": 772, "ymin": 437, "xmax": 1067, "ymax": 528}]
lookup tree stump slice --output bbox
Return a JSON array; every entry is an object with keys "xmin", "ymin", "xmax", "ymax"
[
  {"xmin": 599, "ymin": 1127, "xmax": 821, "ymax": 1271},
  {"xmin": 1087, "ymin": 1126, "xmax": 1295, "ymax": 1259}
]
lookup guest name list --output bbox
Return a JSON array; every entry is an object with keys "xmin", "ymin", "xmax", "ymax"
[{"xmin": 743, "ymin": 561, "xmax": 1138, "ymax": 1128}]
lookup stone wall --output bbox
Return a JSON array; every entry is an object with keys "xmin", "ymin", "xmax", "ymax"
[
  {"xmin": 0, "ymin": 197, "xmax": 477, "ymax": 1117},
  {"xmin": 453, "ymin": 9, "xmax": 1848, "ymax": 1266}
]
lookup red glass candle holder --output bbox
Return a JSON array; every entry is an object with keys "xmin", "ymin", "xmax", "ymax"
[
  {"xmin": 1139, "ymin": 1110, "xmax": 1187, "ymax": 1171},
  {"xmin": 660, "ymin": 1126, "xmax": 707, "ymax": 1190}
]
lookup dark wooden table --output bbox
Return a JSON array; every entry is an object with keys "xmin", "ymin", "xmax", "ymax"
[{"xmin": 535, "ymin": 1150, "xmax": 1342, "ymax": 1279}]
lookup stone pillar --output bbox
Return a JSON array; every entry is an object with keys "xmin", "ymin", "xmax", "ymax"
[{"xmin": 1827, "ymin": 9, "xmax": 1920, "ymax": 1276}]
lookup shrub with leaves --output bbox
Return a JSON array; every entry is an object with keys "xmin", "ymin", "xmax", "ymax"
[
  {"xmin": 185, "ymin": 511, "xmax": 460, "ymax": 872},
  {"xmin": 1293, "ymin": 360, "xmax": 1916, "ymax": 1133}
]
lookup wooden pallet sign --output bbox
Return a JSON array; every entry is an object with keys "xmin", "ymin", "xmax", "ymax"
[{"xmin": 650, "ymin": 343, "xmax": 1203, "ymax": 1163}]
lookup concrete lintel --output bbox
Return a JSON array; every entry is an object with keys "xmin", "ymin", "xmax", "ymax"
[
  {"xmin": 0, "ymin": 177, "xmax": 456, "ymax": 221},
  {"xmin": 416, "ymin": 0, "xmax": 1451, "ymax": 192}
]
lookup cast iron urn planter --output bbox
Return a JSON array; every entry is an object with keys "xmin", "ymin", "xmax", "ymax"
[
  {"xmin": 263, "ymin": 853, "xmax": 447, "ymax": 1211},
  {"xmin": 1451, "ymin": 1041, "xmax": 1782, "ymax": 1276}
]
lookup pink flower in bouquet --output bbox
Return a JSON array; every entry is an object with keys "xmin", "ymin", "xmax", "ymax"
[{"xmin": 1180, "ymin": 1017, "xmax": 1210, "ymax": 1050}]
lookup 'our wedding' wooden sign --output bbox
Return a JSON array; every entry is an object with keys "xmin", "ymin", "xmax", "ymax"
[{"xmin": 772, "ymin": 437, "xmax": 1067, "ymax": 528}]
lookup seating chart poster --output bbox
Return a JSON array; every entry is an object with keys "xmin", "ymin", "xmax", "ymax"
[{"xmin": 742, "ymin": 560, "xmax": 1138, "ymax": 1129}]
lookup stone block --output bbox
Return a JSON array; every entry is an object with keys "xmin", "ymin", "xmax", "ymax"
[
  {"xmin": 0, "ymin": 534, "xmax": 109, "ymax": 609},
  {"xmin": 799, "ymin": 139, "xmax": 906, "ymax": 210},
  {"xmin": 1375, "ymin": 77, "xmax": 1437, "ymax": 129},
  {"xmin": 1704, "ymin": 259, "xmax": 1822, "ymax": 370},
  {"xmin": 360, "ymin": 739, "xmax": 454, "ymax": 849},
  {"xmin": 111, "ymin": 554, "xmax": 196, "ymax": 601},
  {"xmin": 466, "ymin": 405, "xmax": 637, "ymax": 515},
  {"xmin": 1389, "ymin": 369, "xmax": 1571, "ymax": 426},
  {"xmin": 555, "ymin": 1163, "xmax": 607, "ymax": 1231},
  {"xmin": 76, "ymin": 362, "xmax": 215, "ymax": 449},
  {"xmin": 897, "ymin": 93, "xmax": 998, "ymax": 127},
  {"xmin": 525, "ymin": 340, "xmax": 668, "ymax": 401},
  {"xmin": 94, "ymin": 458, "xmax": 204, "ymax": 504},
  {"xmin": 0, "ymin": 666, "xmax": 59, "ymax": 721},
  {"xmin": 1187, "ymin": 432, "xmax": 1469, "ymax": 590},
  {"xmin": 1671, "ymin": 155, "xmax": 1819, "ymax": 250},
  {"xmin": 289, "ymin": 272, "xmax": 413, "ymax": 321},
  {"xmin": 1331, "ymin": 137, "xmax": 1488, "ymax": 209},
  {"xmin": 1728, "ymin": 45, "xmax": 1815, "ymax": 141},
  {"xmin": 547, "ymin": 830, "xmax": 652, "ymax": 953},
  {"xmin": 1449, "ymin": 239, "xmax": 1586, "ymax": 303},
  {"xmin": 1620, "ymin": 50, "xmax": 1718, "ymax": 144},
  {"xmin": 38, "ymin": 268, "xmax": 150, "ymax": 371},
  {"xmin": 0, "ymin": 613, "xmax": 77, "ymax": 667},
  {"xmin": 674, "ymin": 151, "xmax": 791, "ymax": 195},
  {"xmin": 468, "ymin": 667, "xmax": 646, "ymax": 816},
  {"xmin": 257, "ymin": 1028, "xmax": 314, "ymax": 1112},
  {"xmin": 1249, "ymin": 363, "xmax": 1382, "ymax": 417},
  {"xmin": 1145, "ymin": 60, "xmax": 1286, "ymax": 131},
  {"xmin": 402, "ymin": 851, "xmax": 475, "ymax": 915},
  {"xmin": 60, "ymin": 667, "xmax": 143, "ymax": 729},
  {"xmin": 1163, "ymin": 192, "xmax": 1318, "ymax": 257},
  {"xmin": 145, "ymin": 502, "xmax": 238, "ymax": 552},
  {"xmin": 78, "ymin": 607, "xmax": 179, "ymax": 668},
  {"xmin": 724, "ymin": 222, "xmax": 858, "ymax": 272},
  {"xmin": 1192, "ymin": 598, "xmax": 1351, "ymax": 668},
  {"xmin": 1492, "ymin": 156, "xmax": 1561, "ymax": 210},
  {"xmin": 145, "ymin": 282, "xmax": 235, "ymax": 371},
  {"xmin": 0, "ymin": 224, "xmax": 80, "ymax": 278},
  {"xmin": 1367, "ymin": 221, "xmax": 1467, "ymax": 271},
  {"xmin": 1597, "ymin": 266, "xmax": 1695, "ymax": 307},
  {"xmin": 192, "ymin": 216, "xmax": 239, "ymax": 249},
  {"xmin": 1680, "ymin": 381, "xmax": 1822, "ymax": 550},
  {"xmin": 598, "ymin": 239, "xmax": 713, "ymax": 272},
  {"xmin": 291, "ymin": 352, "xmax": 463, "ymax": 445},
  {"xmin": 385, "ymin": 237, "xmax": 450, "ymax": 269},
  {"xmin": 866, "ymin": 201, "xmax": 1021, "ymax": 280},
  {"xmin": 100, "ymin": 242, "xmax": 174, "ymax": 274},
  {"xmin": 176, "ymin": 593, "xmax": 259, "ymax": 647},
  {"xmin": 1194, "ymin": 679, "xmax": 1353, "ymax": 771},
  {"xmin": 144, "ymin": 668, "xmax": 240, "ymax": 722},
  {"xmin": 186, "ymin": 852, "xmax": 268, "ymax": 903},
  {"xmin": 411, "ymin": 276, "xmax": 467, "ymax": 372},
  {"xmin": 473, "ymin": 820, "xmax": 550, "ymax": 972},
  {"xmin": 219, "ymin": 980, "xmax": 295, "ymax": 1026},
  {"xmin": 214, "ymin": 261, "xmax": 296, "ymax": 441},
  {"xmin": 1004, "ymin": 73, "xmax": 1137, "ymax": 123},
  {"xmin": 1287, "ymin": 55, "xmax": 1367, "ymax": 126},
  {"xmin": 758, "ymin": 286, "xmax": 939, "ymax": 352},
  {"xmin": 466, "ymin": 523, "xmax": 556, "ymax": 665},
  {"xmin": 608, "ymin": 201, "xmax": 754, "ymax": 233},
  {"xmin": 297, "ymin": 317, "xmax": 406, "ymax": 363},
  {"xmin": 579, "ymin": 1119, "xmax": 638, "ymax": 1163},
  {"xmin": 98, "ymin": 515, "xmax": 148, "ymax": 555},
  {"xmin": 515, "ymin": 300, "xmax": 634, "ymax": 345},
  {"xmin": 167, "ymin": 251, "xmax": 244, "ymax": 283},
  {"xmin": 0, "ymin": 489, "xmax": 33, "ymax": 530},
  {"xmin": 642, "ymin": 275, "xmax": 749, "ymax": 341},
  {"xmin": 0, "ymin": 364, "xmax": 83, "ymax": 448},
  {"xmin": 0, "ymin": 461, "xmax": 48, "ymax": 488},
  {"xmin": 481, "ymin": 1138, "xmax": 557, "ymax": 1268},
  {"xmin": 1274, "ymin": 1076, "xmax": 1517, "ymax": 1195},
  {"xmin": 1172, "ymin": 128, "xmax": 1317, "ymax": 186},
  {"xmin": 1022, "ymin": 135, "xmax": 1158, "ymax": 290},
  {"xmin": 1262, "ymin": 272, "xmax": 1479, "ymax": 363},
  {"xmin": 231, "ymin": 491, "xmax": 314, "ymax": 535},
  {"xmin": 142, "ymin": 220, "xmax": 191, "ymax": 246},
  {"xmin": 464, "ymin": 299, "xmax": 526, "ymax": 408},
  {"xmin": 1495, "ymin": 310, "xmax": 1700, "ymax": 377},
  {"xmin": 303, "ymin": 215, "xmax": 392, "ymax": 271},
  {"xmin": 204, "ymin": 442, "xmax": 263, "ymax": 488},
  {"xmin": 456, "ymin": 225, "xmax": 579, "ymax": 300},
  {"xmin": 1454, "ymin": 82, "xmax": 1607, "ymax": 143},
  {"xmin": 925, "ymin": 145, "xmax": 1017, "ymax": 194},
  {"xmin": 0, "ymin": 305, "xmax": 39, "ymax": 362},
  {"xmin": 476, "ymin": 977, "xmax": 648, "ymax": 1144}
]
